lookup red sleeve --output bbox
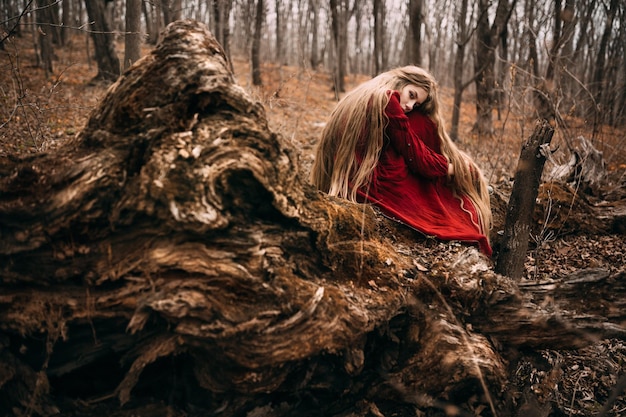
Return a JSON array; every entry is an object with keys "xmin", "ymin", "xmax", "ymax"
[{"xmin": 385, "ymin": 92, "xmax": 449, "ymax": 179}]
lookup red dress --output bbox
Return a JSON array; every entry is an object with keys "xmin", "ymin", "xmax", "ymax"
[{"xmin": 355, "ymin": 92, "xmax": 492, "ymax": 256}]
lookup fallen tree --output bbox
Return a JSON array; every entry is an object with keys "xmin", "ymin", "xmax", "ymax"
[{"xmin": 0, "ymin": 20, "xmax": 625, "ymax": 417}]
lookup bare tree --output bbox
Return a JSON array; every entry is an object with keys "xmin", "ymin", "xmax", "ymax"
[
  {"xmin": 523, "ymin": 0, "xmax": 539, "ymax": 79},
  {"xmin": 530, "ymin": 0, "xmax": 576, "ymax": 123},
  {"xmin": 309, "ymin": 0, "xmax": 321, "ymax": 68},
  {"xmin": 472, "ymin": 0, "xmax": 513, "ymax": 135},
  {"xmin": 61, "ymin": 0, "xmax": 70, "ymax": 45},
  {"xmin": 143, "ymin": 0, "xmax": 162, "ymax": 44},
  {"xmin": 407, "ymin": 0, "xmax": 422, "ymax": 66},
  {"xmin": 124, "ymin": 0, "xmax": 142, "ymax": 70},
  {"xmin": 450, "ymin": 0, "xmax": 472, "ymax": 141},
  {"xmin": 251, "ymin": 0, "xmax": 265, "ymax": 85},
  {"xmin": 591, "ymin": 0, "xmax": 619, "ymax": 127},
  {"xmin": 615, "ymin": 28, "xmax": 626, "ymax": 126},
  {"xmin": 160, "ymin": 0, "xmax": 182, "ymax": 25},
  {"xmin": 571, "ymin": 0, "xmax": 595, "ymax": 78},
  {"xmin": 212, "ymin": 0, "xmax": 233, "ymax": 64},
  {"xmin": 350, "ymin": 0, "xmax": 362, "ymax": 73},
  {"xmin": 275, "ymin": 0, "xmax": 284, "ymax": 63},
  {"xmin": 84, "ymin": 0, "xmax": 121, "ymax": 82},
  {"xmin": 296, "ymin": 0, "xmax": 311, "ymax": 67},
  {"xmin": 372, "ymin": 0, "xmax": 384, "ymax": 74},
  {"xmin": 329, "ymin": 0, "xmax": 351, "ymax": 93},
  {"xmin": 557, "ymin": 0, "xmax": 578, "ymax": 108},
  {"xmin": 35, "ymin": 0, "xmax": 55, "ymax": 77}
]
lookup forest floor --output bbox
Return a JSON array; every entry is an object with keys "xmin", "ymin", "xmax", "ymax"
[{"xmin": 1, "ymin": 33, "xmax": 626, "ymax": 415}]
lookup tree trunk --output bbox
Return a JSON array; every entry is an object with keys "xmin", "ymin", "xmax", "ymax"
[
  {"xmin": 123, "ymin": 0, "xmax": 142, "ymax": 70},
  {"xmin": 351, "ymin": 0, "xmax": 362, "ymax": 73},
  {"xmin": 35, "ymin": 0, "xmax": 55, "ymax": 77},
  {"xmin": 84, "ymin": 0, "xmax": 121, "ymax": 82},
  {"xmin": 275, "ymin": 0, "xmax": 283, "ymax": 63},
  {"xmin": 373, "ymin": 0, "xmax": 383, "ymax": 74},
  {"xmin": 545, "ymin": 0, "xmax": 576, "ymax": 108},
  {"xmin": 524, "ymin": 0, "xmax": 539, "ymax": 78},
  {"xmin": 1, "ymin": 20, "xmax": 625, "ymax": 417},
  {"xmin": 61, "ymin": 0, "xmax": 70, "ymax": 46},
  {"xmin": 591, "ymin": 0, "xmax": 619, "ymax": 127},
  {"xmin": 472, "ymin": 0, "xmax": 513, "ymax": 136},
  {"xmin": 450, "ymin": 0, "xmax": 469, "ymax": 142},
  {"xmin": 251, "ymin": 0, "xmax": 264, "ymax": 85},
  {"xmin": 309, "ymin": 0, "xmax": 320, "ymax": 68},
  {"xmin": 160, "ymin": 0, "xmax": 181, "ymax": 25},
  {"xmin": 408, "ymin": 0, "xmax": 422, "ymax": 66},
  {"xmin": 142, "ymin": 0, "xmax": 154, "ymax": 44},
  {"xmin": 145, "ymin": 0, "xmax": 162, "ymax": 45},
  {"xmin": 495, "ymin": 120, "xmax": 555, "ymax": 279},
  {"xmin": 617, "ymin": 54, "xmax": 626, "ymax": 125},
  {"xmin": 211, "ymin": 0, "xmax": 233, "ymax": 68},
  {"xmin": 221, "ymin": 0, "xmax": 233, "ymax": 68},
  {"xmin": 473, "ymin": 0, "xmax": 495, "ymax": 135},
  {"xmin": 329, "ymin": 0, "xmax": 347, "ymax": 93}
]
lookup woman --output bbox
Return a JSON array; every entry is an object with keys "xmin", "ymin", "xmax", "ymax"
[{"xmin": 310, "ymin": 66, "xmax": 493, "ymax": 256}]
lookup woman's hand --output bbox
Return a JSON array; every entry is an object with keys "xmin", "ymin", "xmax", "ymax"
[
  {"xmin": 448, "ymin": 153, "xmax": 478, "ymax": 178},
  {"xmin": 386, "ymin": 91, "xmax": 407, "ymax": 118}
]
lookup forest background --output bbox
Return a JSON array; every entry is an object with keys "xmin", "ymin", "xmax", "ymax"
[{"xmin": 1, "ymin": 0, "xmax": 625, "ymax": 170}]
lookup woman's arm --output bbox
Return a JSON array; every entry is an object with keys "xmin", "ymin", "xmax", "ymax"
[{"xmin": 385, "ymin": 92, "xmax": 450, "ymax": 179}]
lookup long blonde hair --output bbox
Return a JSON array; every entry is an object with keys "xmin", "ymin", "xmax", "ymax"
[{"xmin": 310, "ymin": 66, "xmax": 492, "ymax": 237}]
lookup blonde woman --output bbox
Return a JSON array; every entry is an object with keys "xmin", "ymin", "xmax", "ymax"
[{"xmin": 310, "ymin": 66, "xmax": 493, "ymax": 256}]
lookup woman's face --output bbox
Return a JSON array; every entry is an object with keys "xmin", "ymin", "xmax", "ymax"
[{"xmin": 398, "ymin": 84, "xmax": 428, "ymax": 113}]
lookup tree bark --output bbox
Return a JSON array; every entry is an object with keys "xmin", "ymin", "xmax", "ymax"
[
  {"xmin": 472, "ymin": 0, "xmax": 513, "ymax": 136},
  {"xmin": 495, "ymin": 120, "xmax": 555, "ymax": 279},
  {"xmin": 329, "ymin": 0, "xmax": 347, "ymax": 93},
  {"xmin": 251, "ymin": 0, "xmax": 264, "ymax": 85},
  {"xmin": 61, "ymin": 0, "xmax": 70, "ymax": 46},
  {"xmin": 160, "ymin": 0, "xmax": 182, "ymax": 25},
  {"xmin": 142, "ymin": 0, "xmax": 157, "ymax": 44},
  {"xmin": 212, "ymin": 0, "xmax": 233, "ymax": 62},
  {"xmin": 450, "ymin": 0, "xmax": 470, "ymax": 141},
  {"xmin": 373, "ymin": 0, "xmax": 383, "ymax": 74},
  {"xmin": 35, "ymin": 0, "xmax": 54, "ymax": 76},
  {"xmin": 309, "ymin": 0, "xmax": 320, "ymax": 68},
  {"xmin": 0, "ymin": 20, "xmax": 624, "ymax": 417},
  {"xmin": 84, "ymin": 0, "xmax": 121, "ymax": 82},
  {"xmin": 591, "ymin": 0, "xmax": 619, "ymax": 127},
  {"xmin": 275, "ymin": 0, "xmax": 283, "ymax": 63},
  {"xmin": 408, "ymin": 0, "xmax": 422, "ymax": 66},
  {"xmin": 123, "ymin": 0, "xmax": 142, "ymax": 70}
]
